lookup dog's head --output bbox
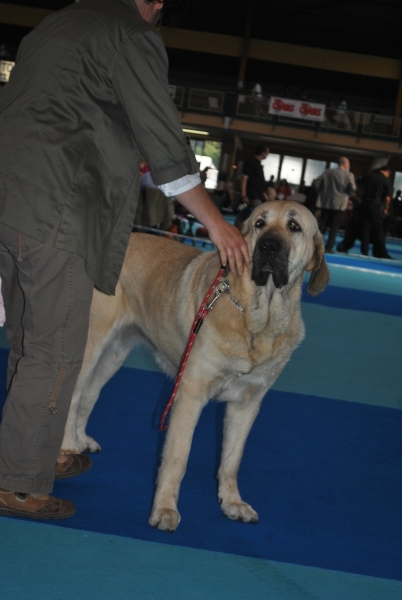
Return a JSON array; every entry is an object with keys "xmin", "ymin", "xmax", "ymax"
[{"xmin": 240, "ymin": 201, "xmax": 330, "ymax": 296}]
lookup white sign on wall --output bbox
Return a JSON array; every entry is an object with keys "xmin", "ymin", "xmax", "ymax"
[
  {"xmin": 269, "ymin": 96, "xmax": 325, "ymax": 122},
  {"xmin": 0, "ymin": 60, "xmax": 15, "ymax": 83}
]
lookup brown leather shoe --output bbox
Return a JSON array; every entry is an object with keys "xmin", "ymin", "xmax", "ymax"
[
  {"xmin": 54, "ymin": 453, "xmax": 92, "ymax": 480},
  {"xmin": 0, "ymin": 489, "xmax": 76, "ymax": 520}
]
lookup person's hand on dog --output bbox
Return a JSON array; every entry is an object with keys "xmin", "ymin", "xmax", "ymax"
[
  {"xmin": 175, "ymin": 184, "xmax": 250, "ymax": 275},
  {"xmin": 207, "ymin": 218, "xmax": 250, "ymax": 275}
]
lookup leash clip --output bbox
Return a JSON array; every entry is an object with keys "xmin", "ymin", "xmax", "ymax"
[{"xmin": 206, "ymin": 281, "xmax": 230, "ymax": 311}]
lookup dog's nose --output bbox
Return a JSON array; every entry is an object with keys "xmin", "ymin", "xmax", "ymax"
[{"xmin": 259, "ymin": 238, "xmax": 282, "ymax": 257}]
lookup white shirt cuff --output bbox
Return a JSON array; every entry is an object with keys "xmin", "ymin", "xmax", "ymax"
[{"xmin": 158, "ymin": 173, "xmax": 201, "ymax": 197}]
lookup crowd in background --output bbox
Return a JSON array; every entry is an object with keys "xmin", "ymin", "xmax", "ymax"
[{"xmin": 137, "ymin": 146, "xmax": 401, "ymax": 262}]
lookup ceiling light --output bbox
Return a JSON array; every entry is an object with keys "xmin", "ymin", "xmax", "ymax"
[{"xmin": 182, "ymin": 128, "xmax": 209, "ymax": 136}]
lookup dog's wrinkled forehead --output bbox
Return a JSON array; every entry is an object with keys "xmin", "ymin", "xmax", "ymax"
[{"xmin": 245, "ymin": 201, "xmax": 317, "ymax": 237}]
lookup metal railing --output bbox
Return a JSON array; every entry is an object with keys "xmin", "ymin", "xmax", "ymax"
[
  {"xmin": 236, "ymin": 95, "xmax": 401, "ymax": 139},
  {"xmin": 169, "ymin": 84, "xmax": 402, "ymax": 140}
]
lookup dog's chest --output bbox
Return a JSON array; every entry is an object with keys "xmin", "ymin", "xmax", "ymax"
[
  {"xmin": 216, "ymin": 324, "xmax": 303, "ymax": 403},
  {"xmin": 217, "ymin": 356, "xmax": 286, "ymax": 403},
  {"xmin": 249, "ymin": 315, "xmax": 303, "ymax": 367}
]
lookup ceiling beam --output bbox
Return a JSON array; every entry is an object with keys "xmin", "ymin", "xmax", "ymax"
[
  {"xmin": 1, "ymin": 3, "xmax": 400, "ymax": 80},
  {"xmin": 0, "ymin": 3, "xmax": 52, "ymax": 28},
  {"xmin": 161, "ymin": 29, "xmax": 401, "ymax": 81},
  {"xmin": 248, "ymin": 39, "xmax": 401, "ymax": 80}
]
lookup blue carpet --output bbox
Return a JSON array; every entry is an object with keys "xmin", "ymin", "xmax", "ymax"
[
  {"xmin": 0, "ymin": 248, "xmax": 401, "ymax": 590},
  {"xmin": 324, "ymin": 253, "xmax": 402, "ymax": 273},
  {"xmin": 302, "ymin": 283, "xmax": 402, "ymax": 316},
  {"xmin": 2, "ymin": 363, "xmax": 398, "ymax": 581}
]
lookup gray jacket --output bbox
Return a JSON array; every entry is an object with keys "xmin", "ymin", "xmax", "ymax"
[
  {"xmin": 316, "ymin": 167, "xmax": 356, "ymax": 211},
  {"xmin": 0, "ymin": 0, "xmax": 198, "ymax": 294}
]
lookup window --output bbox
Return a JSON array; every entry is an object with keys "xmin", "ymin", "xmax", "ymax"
[
  {"xmin": 304, "ymin": 159, "xmax": 326, "ymax": 185},
  {"xmin": 190, "ymin": 139, "xmax": 222, "ymax": 189},
  {"xmin": 261, "ymin": 153, "xmax": 280, "ymax": 183},
  {"xmin": 393, "ymin": 171, "xmax": 402, "ymax": 193},
  {"xmin": 280, "ymin": 156, "xmax": 303, "ymax": 185}
]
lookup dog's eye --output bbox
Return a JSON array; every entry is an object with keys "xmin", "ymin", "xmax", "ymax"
[
  {"xmin": 255, "ymin": 219, "xmax": 265, "ymax": 229},
  {"xmin": 288, "ymin": 219, "xmax": 301, "ymax": 232}
]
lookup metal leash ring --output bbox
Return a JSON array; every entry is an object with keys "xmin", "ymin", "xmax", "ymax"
[{"xmin": 206, "ymin": 281, "xmax": 230, "ymax": 311}]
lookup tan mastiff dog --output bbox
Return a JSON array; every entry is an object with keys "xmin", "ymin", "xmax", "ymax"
[{"xmin": 62, "ymin": 201, "xmax": 330, "ymax": 531}]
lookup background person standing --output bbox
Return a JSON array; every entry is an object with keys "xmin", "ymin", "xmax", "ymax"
[
  {"xmin": 240, "ymin": 144, "xmax": 270, "ymax": 208},
  {"xmin": 357, "ymin": 166, "xmax": 393, "ymax": 259},
  {"xmin": 316, "ymin": 157, "xmax": 356, "ymax": 253}
]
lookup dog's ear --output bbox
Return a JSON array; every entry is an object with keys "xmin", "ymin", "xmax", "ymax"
[
  {"xmin": 241, "ymin": 219, "xmax": 251, "ymax": 236},
  {"xmin": 306, "ymin": 230, "xmax": 330, "ymax": 296}
]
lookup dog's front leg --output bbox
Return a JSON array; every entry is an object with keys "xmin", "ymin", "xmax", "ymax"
[
  {"xmin": 149, "ymin": 387, "xmax": 207, "ymax": 532},
  {"xmin": 217, "ymin": 395, "xmax": 263, "ymax": 523}
]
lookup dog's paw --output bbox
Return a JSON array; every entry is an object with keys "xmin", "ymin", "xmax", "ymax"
[
  {"xmin": 77, "ymin": 434, "xmax": 101, "ymax": 454},
  {"xmin": 149, "ymin": 508, "xmax": 181, "ymax": 532},
  {"xmin": 221, "ymin": 501, "xmax": 259, "ymax": 523}
]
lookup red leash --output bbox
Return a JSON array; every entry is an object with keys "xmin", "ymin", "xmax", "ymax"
[{"xmin": 158, "ymin": 266, "xmax": 225, "ymax": 431}]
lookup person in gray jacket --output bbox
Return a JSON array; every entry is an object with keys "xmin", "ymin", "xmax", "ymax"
[
  {"xmin": 316, "ymin": 157, "xmax": 356, "ymax": 253},
  {"xmin": 0, "ymin": 0, "xmax": 250, "ymax": 520}
]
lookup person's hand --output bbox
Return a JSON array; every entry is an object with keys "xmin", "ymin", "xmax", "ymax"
[
  {"xmin": 175, "ymin": 183, "xmax": 250, "ymax": 275},
  {"xmin": 207, "ymin": 218, "xmax": 250, "ymax": 276}
]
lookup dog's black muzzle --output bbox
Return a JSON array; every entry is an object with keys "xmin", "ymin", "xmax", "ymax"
[{"xmin": 251, "ymin": 232, "xmax": 290, "ymax": 288}]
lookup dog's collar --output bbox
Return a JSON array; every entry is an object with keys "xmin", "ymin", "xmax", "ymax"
[{"xmin": 207, "ymin": 280, "xmax": 244, "ymax": 315}]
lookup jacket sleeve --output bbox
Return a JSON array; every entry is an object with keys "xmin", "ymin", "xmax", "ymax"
[
  {"xmin": 112, "ymin": 29, "xmax": 199, "ymax": 185},
  {"xmin": 346, "ymin": 172, "xmax": 357, "ymax": 195}
]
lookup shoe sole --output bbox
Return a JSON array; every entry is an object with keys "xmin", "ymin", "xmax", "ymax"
[{"xmin": 0, "ymin": 506, "xmax": 76, "ymax": 520}]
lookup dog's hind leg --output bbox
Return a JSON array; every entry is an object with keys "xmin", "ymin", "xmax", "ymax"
[
  {"xmin": 149, "ymin": 383, "xmax": 208, "ymax": 532},
  {"xmin": 62, "ymin": 344, "xmax": 108, "ymax": 454},
  {"xmin": 73, "ymin": 331, "xmax": 140, "ymax": 453},
  {"xmin": 217, "ymin": 395, "xmax": 263, "ymax": 523},
  {"xmin": 62, "ymin": 313, "xmax": 140, "ymax": 454}
]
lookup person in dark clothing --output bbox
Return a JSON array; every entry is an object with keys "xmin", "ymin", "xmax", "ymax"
[
  {"xmin": 240, "ymin": 144, "xmax": 270, "ymax": 208},
  {"xmin": 304, "ymin": 178, "xmax": 321, "ymax": 214},
  {"xmin": 336, "ymin": 195, "xmax": 383, "ymax": 256},
  {"xmin": 337, "ymin": 195, "xmax": 395, "ymax": 257},
  {"xmin": 357, "ymin": 166, "xmax": 393, "ymax": 259}
]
